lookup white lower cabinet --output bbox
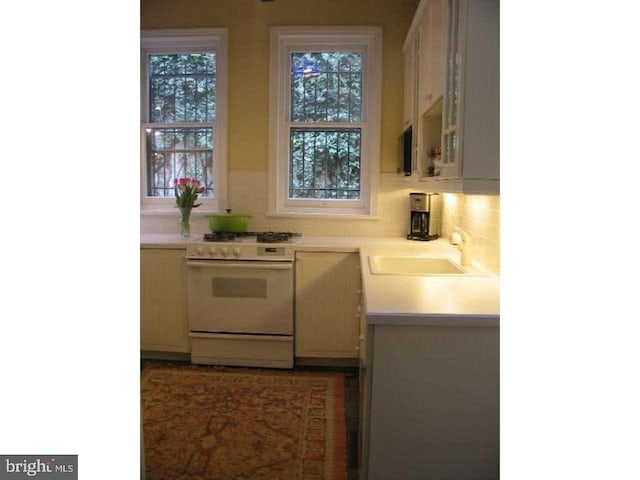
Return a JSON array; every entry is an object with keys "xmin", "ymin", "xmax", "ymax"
[
  {"xmin": 294, "ymin": 251, "xmax": 361, "ymax": 359},
  {"xmin": 361, "ymin": 324, "xmax": 499, "ymax": 480},
  {"xmin": 140, "ymin": 248, "xmax": 190, "ymax": 353}
]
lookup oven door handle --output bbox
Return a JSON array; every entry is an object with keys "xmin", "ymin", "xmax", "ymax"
[{"xmin": 186, "ymin": 260, "xmax": 293, "ymax": 270}]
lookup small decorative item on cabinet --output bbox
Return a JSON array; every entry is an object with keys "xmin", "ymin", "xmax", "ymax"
[
  {"xmin": 174, "ymin": 177, "xmax": 205, "ymax": 237},
  {"xmin": 426, "ymin": 146, "xmax": 442, "ymax": 177}
]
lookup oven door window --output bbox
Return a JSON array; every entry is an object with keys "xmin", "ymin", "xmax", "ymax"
[{"xmin": 211, "ymin": 277, "xmax": 267, "ymax": 298}]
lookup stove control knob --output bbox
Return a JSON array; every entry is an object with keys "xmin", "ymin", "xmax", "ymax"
[
  {"xmin": 196, "ymin": 246, "xmax": 205, "ymax": 256},
  {"xmin": 233, "ymin": 247, "xmax": 241, "ymax": 258},
  {"xmin": 208, "ymin": 247, "xmax": 217, "ymax": 257},
  {"xmin": 221, "ymin": 247, "xmax": 229, "ymax": 257}
]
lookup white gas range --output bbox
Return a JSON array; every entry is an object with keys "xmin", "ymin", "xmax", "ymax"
[
  {"xmin": 185, "ymin": 232, "xmax": 301, "ymax": 368},
  {"xmin": 186, "ymin": 231, "xmax": 300, "ymax": 262}
]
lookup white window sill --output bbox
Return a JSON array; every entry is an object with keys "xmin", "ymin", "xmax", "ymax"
[
  {"xmin": 265, "ymin": 211, "xmax": 381, "ymax": 220},
  {"xmin": 140, "ymin": 208, "xmax": 220, "ymax": 216}
]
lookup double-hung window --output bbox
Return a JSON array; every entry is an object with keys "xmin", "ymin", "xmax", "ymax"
[
  {"xmin": 140, "ymin": 29, "xmax": 227, "ymax": 211},
  {"xmin": 269, "ymin": 27, "xmax": 382, "ymax": 216}
]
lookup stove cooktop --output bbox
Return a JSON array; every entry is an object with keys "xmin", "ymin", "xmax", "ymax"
[
  {"xmin": 202, "ymin": 231, "xmax": 302, "ymax": 244},
  {"xmin": 188, "ymin": 232, "xmax": 299, "ymax": 260}
]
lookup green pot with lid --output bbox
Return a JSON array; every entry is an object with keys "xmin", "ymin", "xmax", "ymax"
[{"xmin": 206, "ymin": 209, "xmax": 251, "ymax": 233}]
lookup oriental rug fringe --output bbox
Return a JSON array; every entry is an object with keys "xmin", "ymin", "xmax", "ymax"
[{"xmin": 141, "ymin": 364, "xmax": 347, "ymax": 480}]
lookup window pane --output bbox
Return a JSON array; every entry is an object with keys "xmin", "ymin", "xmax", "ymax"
[
  {"xmin": 291, "ymin": 52, "xmax": 362, "ymax": 122},
  {"xmin": 149, "ymin": 53, "xmax": 216, "ymax": 123},
  {"xmin": 289, "ymin": 128, "xmax": 361, "ymax": 199},
  {"xmin": 145, "ymin": 127, "xmax": 214, "ymax": 197}
]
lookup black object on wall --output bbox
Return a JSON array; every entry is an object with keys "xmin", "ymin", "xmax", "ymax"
[{"xmin": 402, "ymin": 126, "xmax": 412, "ymax": 176}]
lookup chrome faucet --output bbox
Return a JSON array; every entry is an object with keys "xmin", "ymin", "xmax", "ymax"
[{"xmin": 450, "ymin": 227, "xmax": 472, "ymax": 266}]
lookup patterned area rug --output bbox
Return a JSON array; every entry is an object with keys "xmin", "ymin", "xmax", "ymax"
[{"xmin": 141, "ymin": 364, "xmax": 347, "ymax": 480}]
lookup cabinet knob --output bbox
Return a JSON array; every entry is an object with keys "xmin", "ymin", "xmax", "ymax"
[{"xmin": 355, "ymin": 346, "xmax": 360, "ymax": 351}]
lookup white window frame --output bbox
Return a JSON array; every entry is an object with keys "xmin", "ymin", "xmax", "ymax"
[
  {"xmin": 140, "ymin": 28, "xmax": 227, "ymax": 212},
  {"xmin": 268, "ymin": 26, "xmax": 382, "ymax": 217}
]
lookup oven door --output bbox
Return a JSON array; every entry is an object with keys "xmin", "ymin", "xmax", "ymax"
[{"xmin": 186, "ymin": 260, "xmax": 293, "ymax": 335}]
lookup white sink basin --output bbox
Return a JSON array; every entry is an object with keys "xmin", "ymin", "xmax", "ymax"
[{"xmin": 368, "ymin": 256, "xmax": 467, "ymax": 276}]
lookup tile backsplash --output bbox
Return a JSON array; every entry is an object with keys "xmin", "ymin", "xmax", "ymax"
[
  {"xmin": 141, "ymin": 173, "xmax": 500, "ymax": 273},
  {"xmin": 441, "ymin": 193, "xmax": 500, "ymax": 274},
  {"xmin": 141, "ymin": 173, "xmax": 416, "ymax": 238}
]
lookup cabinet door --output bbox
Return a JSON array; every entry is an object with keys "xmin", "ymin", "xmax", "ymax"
[
  {"xmin": 428, "ymin": 0, "xmax": 445, "ymax": 103},
  {"xmin": 367, "ymin": 325, "xmax": 499, "ymax": 479},
  {"xmin": 402, "ymin": 39, "xmax": 417, "ymax": 130},
  {"xmin": 457, "ymin": 0, "xmax": 499, "ymax": 182},
  {"xmin": 295, "ymin": 252, "xmax": 361, "ymax": 358},
  {"xmin": 439, "ymin": 0, "xmax": 499, "ymax": 187},
  {"xmin": 140, "ymin": 249, "xmax": 189, "ymax": 352},
  {"xmin": 417, "ymin": 5, "xmax": 431, "ymax": 115},
  {"xmin": 440, "ymin": 0, "xmax": 463, "ymax": 179},
  {"xmin": 418, "ymin": 0, "xmax": 445, "ymax": 114}
]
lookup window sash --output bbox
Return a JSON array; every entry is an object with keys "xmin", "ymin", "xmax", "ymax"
[
  {"xmin": 142, "ymin": 51, "xmax": 217, "ymax": 203},
  {"xmin": 283, "ymin": 46, "xmax": 368, "ymax": 211},
  {"xmin": 288, "ymin": 126, "xmax": 362, "ymax": 200},
  {"xmin": 269, "ymin": 26, "xmax": 381, "ymax": 216},
  {"xmin": 143, "ymin": 124, "xmax": 215, "ymax": 198},
  {"xmin": 141, "ymin": 47, "xmax": 217, "ymax": 125},
  {"xmin": 141, "ymin": 29, "xmax": 227, "ymax": 211},
  {"xmin": 290, "ymin": 51, "xmax": 363, "ymax": 123}
]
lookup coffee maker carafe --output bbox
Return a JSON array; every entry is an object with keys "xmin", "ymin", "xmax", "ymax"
[{"xmin": 407, "ymin": 192, "xmax": 441, "ymax": 241}]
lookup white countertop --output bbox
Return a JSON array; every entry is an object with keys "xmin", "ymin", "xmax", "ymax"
[
  {"xmin": 140, "ymin": 234, "xmax": 500, "ymax": 327},
  {"xmin": 296, "ymin": 236, "xmax": 500, "ymax": 327},
  {"xmin": 140, "ymin": 233, "xmax": 191, "ymax": 248}
]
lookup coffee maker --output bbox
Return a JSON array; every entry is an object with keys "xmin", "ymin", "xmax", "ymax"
[{"xmin": 407, "ymin": 192, "xmax": 441, "ymax": 241}]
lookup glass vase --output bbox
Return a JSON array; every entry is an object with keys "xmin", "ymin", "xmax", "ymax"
[{"xmin": 179, "ymin": 207, "xmax": 192, "ymax": 237}]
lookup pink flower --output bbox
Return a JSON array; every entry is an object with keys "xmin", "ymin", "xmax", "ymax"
[{"xmin": 174, "ymin": 177, "xmax": 205, "ymax": 209}]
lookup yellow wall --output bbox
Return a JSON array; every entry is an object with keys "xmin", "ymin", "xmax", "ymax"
[{"xmin": 141, "ymin": 0, "xmax": 419, "ymax": 172}]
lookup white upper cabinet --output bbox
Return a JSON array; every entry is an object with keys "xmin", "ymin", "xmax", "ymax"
[
  {"xmin": 418, "ymin": 0, "xmax": 445, "ymax": 115},
  {"xmin": 404, "ymin": 0, "xmax": 499, "ymax": 194}
]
